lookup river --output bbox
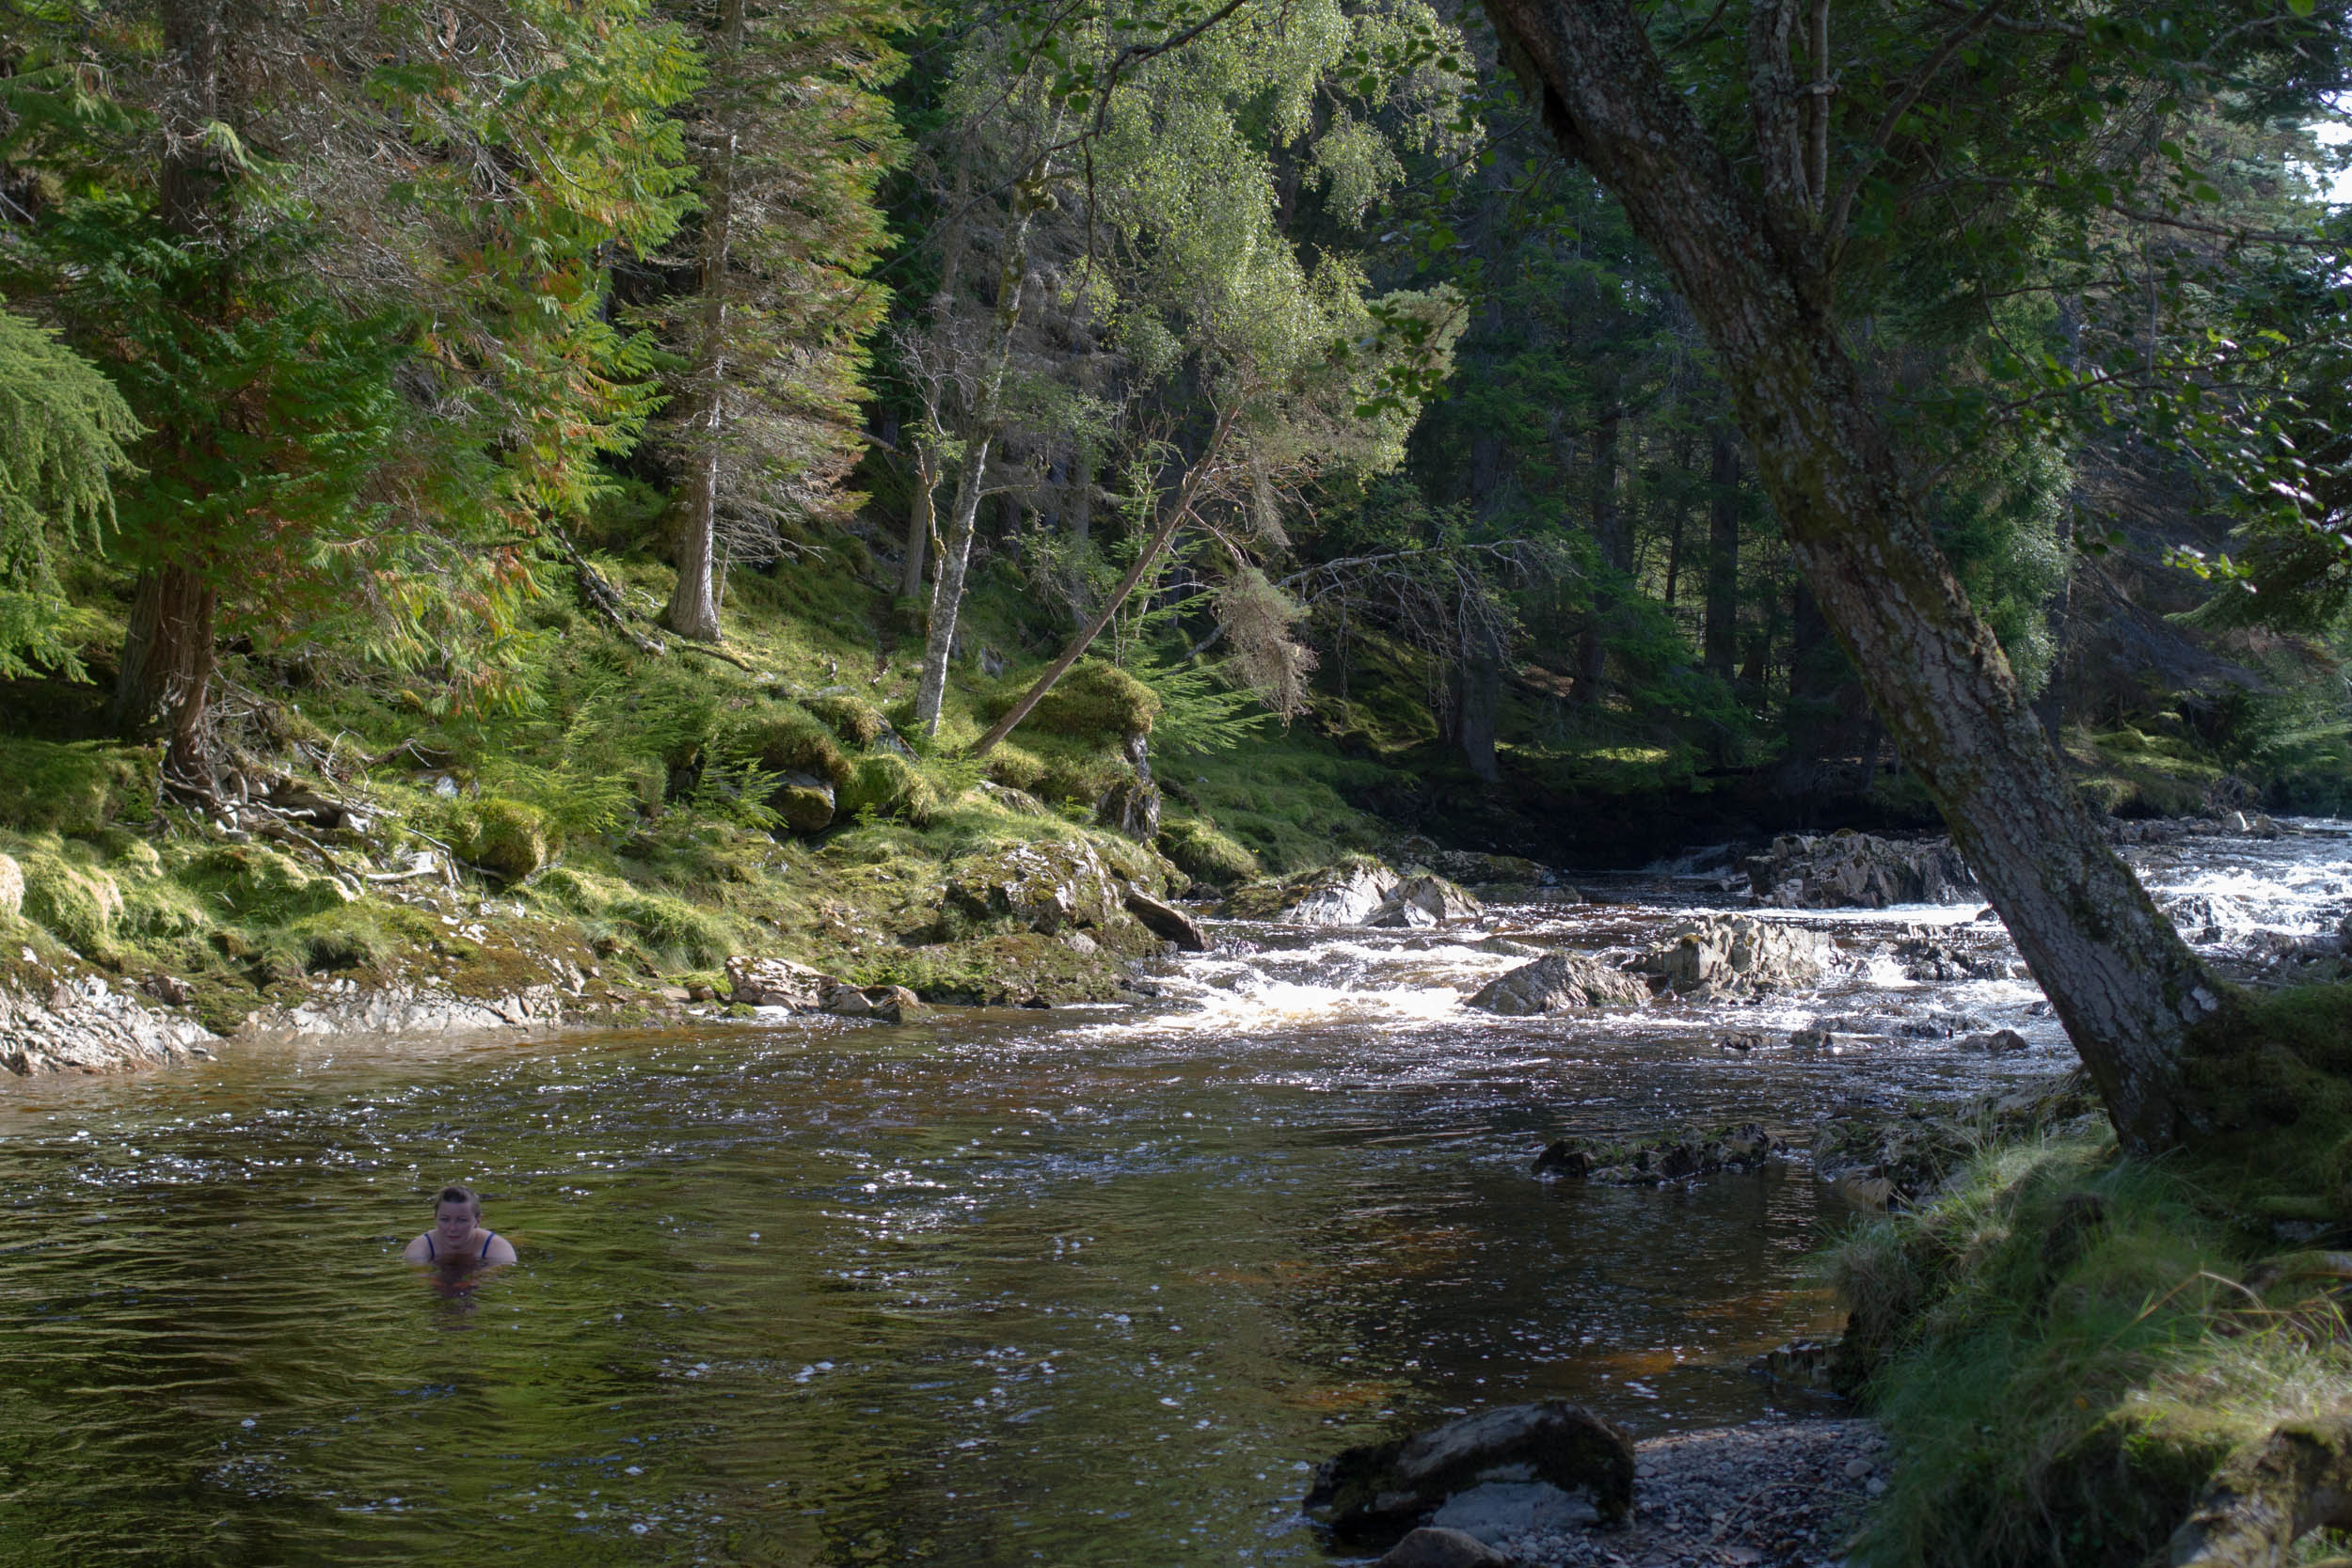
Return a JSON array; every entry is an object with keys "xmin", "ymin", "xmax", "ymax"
[{"xmin": 0, "ymin": 826, "xmax": 2343, "ymax": 1566}]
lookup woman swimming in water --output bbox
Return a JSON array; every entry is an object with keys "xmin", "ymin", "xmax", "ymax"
[{"xmin": 404, "ymin": 1184, "xmax": 517, "ymax": 1266}]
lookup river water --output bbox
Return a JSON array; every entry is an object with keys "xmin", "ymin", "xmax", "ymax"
[{"xmin": 1, "ymin": 827, "xmax": 2344, "ymax": 1566}]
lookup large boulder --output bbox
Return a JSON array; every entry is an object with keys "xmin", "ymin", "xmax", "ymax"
[
  {"xmin": 1464, "ymin": 951, "xmax": 1648, "ymax": 1016},
  {"xmin": 945, "ymin": 841, "xmax": 1123, "ymax": 934},
  {"xmin": 1368, "ymin": 874, "xmax": 1483, "ymax": 928},
  {"xmin": 1375, "ymin": 1527, "xmax": 1513, "ymax": 1568},
  {"xmin": 1633, "ymin": 913, "xmax": 1827, "ymax": 999},
  {"xmin": 1282, "ymin": 860, "xmax": 1399, "ymax": 926},
  {"xmin": 1305, "ymin": 1402, "xmax": 1635, "ymax": 1545},
  {"xmin": 1746, "ymin": 831, "xmax": 1976, "ymax": 909}
]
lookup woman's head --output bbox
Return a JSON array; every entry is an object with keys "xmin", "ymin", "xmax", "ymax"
[{"xmin": 433, "ymin": 1184, "xmax": 482, "ymax": 1237}]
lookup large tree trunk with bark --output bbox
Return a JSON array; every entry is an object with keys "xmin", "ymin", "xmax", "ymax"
[
  {"xmin": 1484, "ymin": 0, "xmax": 2222, "ymax": 1151},
  {"xmin": 116, "ymin": 0, "xmax": 227, "ymax": 786},
  {"xmin": 114, "ymin": 564, "xmax": 217, "ymax": 786}
]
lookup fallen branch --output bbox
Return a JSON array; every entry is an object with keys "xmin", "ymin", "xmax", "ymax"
[{"xmin": 550, "ymin": 523, "xmax": 668, "ymax": 657}]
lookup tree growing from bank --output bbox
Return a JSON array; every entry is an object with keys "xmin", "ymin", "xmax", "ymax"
[{"xmin": 1478, "ymin": 0, "xmax": 2347, "ymax": 1150}]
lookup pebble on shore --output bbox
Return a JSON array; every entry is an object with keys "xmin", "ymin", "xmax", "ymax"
[{"xmin": 1499, "ymin": 1418, "xmax": 1885, "ymax": 1568}]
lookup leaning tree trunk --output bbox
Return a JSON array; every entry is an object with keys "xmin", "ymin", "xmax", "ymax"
[
  {"xmin": 1485, "ymin": 0, "xmax": 2222, "ymax": 1151},
  {"xmin": 661, "ymin": 0, "xmax": 745, "ymax": 643}
]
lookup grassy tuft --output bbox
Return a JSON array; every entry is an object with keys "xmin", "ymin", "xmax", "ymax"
[
  {"xmin": 1156, "ymin": 813, "xmax": 1260, "ymax": 887},
  {"xmin": 1833, "ymin": 1127, "xmax": 2352, "ymax": 1568}
]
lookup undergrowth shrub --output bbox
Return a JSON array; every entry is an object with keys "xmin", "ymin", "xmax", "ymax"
[
  {"xmin": 612, "ymin": 893, "xmax": 733, "ymax": 969},
  {"xmin": 1156, "ymin": 815, "xmax": 1259, "ymax": 887},
  {"xmin": 0, "ymin": 739, "xmax": 154, "ymax": 834}
]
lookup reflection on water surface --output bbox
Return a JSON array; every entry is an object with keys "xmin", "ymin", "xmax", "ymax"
[{"xmin": 0, "ymin": 827, "xmax": 2339, "ymax": 1565}]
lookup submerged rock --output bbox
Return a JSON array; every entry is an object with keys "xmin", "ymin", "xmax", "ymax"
[
  {"xmin": 1891, "ymin": 927, "xmax": 2013, "ymax": 982},
  {"xmin": 1535, "ymin": 1123, "xmax": 1789, "ymax": 1185},
  {"xmin": 1633, "ymin": 913, "xmax": 1827, "ymax": 999},
  {"xmin": 1465, "ymin": 951, "xmax": 1647, "ymax": 1015},
  {"xmin": 1746, "ymin": 831, "xmax": 1977, "ymax": 909},
  {"xmin": 1306, "ymin": 1402, "xmax": 1635, "ymax": 1545}
]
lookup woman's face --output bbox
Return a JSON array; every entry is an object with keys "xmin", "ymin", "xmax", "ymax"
[{"xmin": 434, "ymin": 1202, "xmax": 477, "ymax": 1243}]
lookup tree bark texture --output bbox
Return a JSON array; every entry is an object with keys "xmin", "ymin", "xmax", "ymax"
[
  {"xmin": 114, "ymin": 565, "xmax": 218, "ymax": 785},
  {"xmin": 902, "ymin": 438, "xmax": 938, "ymax": 602},
  {"xmin": 914, "ymin": 184, "xmax": 1047, "ymax": 736},
  {"xmin": 1703, "ymin": 424, "xmax": 1740, "ymax": 681},
  {"xmin": 1484, "ymin": 0, "xmax": 2220, "ymax": 1150},
  {"xmin": 661, "ymin": 0, "xmax": 744, "ymax": 643}
]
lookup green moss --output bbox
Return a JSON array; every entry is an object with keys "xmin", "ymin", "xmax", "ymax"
[
  {"xmin": 1156, "ymin": 815, "xmax": 1260, "ymax": 887},
  {"xmin": 983, "ymin": 742, "xmax": 1048, "ymax": 795},
  {"xmin": 118, "ymin": 880, "xmax": 210, "ymax": 942},
  {"xmin": 993, "ymin": 660, "xmax": 1158, "ymax": 740},
  {"xmin": 1833, "ymin": 1132, "xmax": 2352, "ymax": 1568},
  {"xmin": 728, "ymin": 703, "xmax": 853, "ymax": 788},
  {"xmin": 180, "ymin": 844, "xmax": 350, "ymax": 925},
  {"xmin": 804, "ymin": 691, "xmax": 888, "ymax": 747},
  {"xmin": 18, "ymin": 850, "xmax": 120, "ymax": 955},
  {"xmin": 611, "ymin": 893, "xmax": 735, "ymax": 969},
  {"xmin": 838, "ymin": 752, "xmax": 945, "ymax": 824},
  {"xmin": 457, "ymin": 798, "xmax": 550, "ymax": 881},
  {"xmin": 0, "ymin": 739, "xmax": 155, "ymax": 834}
]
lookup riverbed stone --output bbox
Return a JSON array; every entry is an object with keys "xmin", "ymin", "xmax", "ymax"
[
  {"xmin": 1306, "ymin": 1401, "xmax": 1635, "ymax": 1544},
  {"xmin": 1368, "ymin": 874, "xmax": 1484, "ymax": 928},
  {"xmin": 1634, "ymin": 913, "xmax": 1827, "ymax": 999},
  {"xmin": 1223, "ymin": 858, "xmax": 1410, "ymax": 925},
  {"xmin": 1746, "ymin": 831, "xmax": 1977, "ymax": 909},
  {"xmin": 1955, "ymin": 1028, "xmax": 2029, "ymax": 1054},
  {"xmin": 726, "ymin": 956, "xmax": 836, "ymax": 1009},
  {"xmin": 1378, "ymin": 1523, "xmax": 1518, "ymax": 1566},
  {"xmin": 1465, "ymin": 951, "xmax": 1648, "ymax": 1015},
  {"xmin": 945, "ymin": 841, "xmax": 1123, "ymax": 934},
  {"xmin": 823, "ymin": 983, "xmax": 923, "ymax": 1023},
  {"xmin": 1122, "ymin": 887, "xmax": 1207, "ymax": 951}
]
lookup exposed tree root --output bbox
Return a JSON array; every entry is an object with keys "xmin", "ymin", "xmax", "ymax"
[{"xmin": 2170, "ymin": 1417, "xmax": 2352, "ymax": 1567}]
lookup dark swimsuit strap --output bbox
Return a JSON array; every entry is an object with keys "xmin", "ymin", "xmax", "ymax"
[
  {"xmin": 425, "ymin": 1233, "xmax": 436, "ymax": 1260},
  {"xmin": 480, "ymin": 1231, "xmax": 496, "ymax": 1259}
]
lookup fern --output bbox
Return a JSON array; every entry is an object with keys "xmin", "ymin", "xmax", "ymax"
[{"xmin": 1130, "ymin": 647, "xmax": 1272, "ymax": 757}]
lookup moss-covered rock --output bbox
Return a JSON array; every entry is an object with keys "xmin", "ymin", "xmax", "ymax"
[
  {"xmin": 458, "ymin": 798, "xmax": 550, "ymax": 880},
  {"xmin": 944, "ymin": 841, "xmax": 1124, "ymax": 934},
  {"xmin": 1158, "ymin": 816, "xmax": 1261, "ymax": 888},
  {"xmin": 771, "ymin": 773, "xmax": 837, "ymax": 834},
  {"xmin": 804, "ymin": 692, "xmax": 888, "ymax": 747},
  {"xmin": 0, "ymin": 740, "xmax": 156, "ymax": 835},
  {"xmin": 729, "ymin": 703, "xmax": 853, "ymax": 788},
  {"xmin": 119, "ymin": 881, "xmax": 211, "ymax": 942},
  {"xmin": 983, "ymin": 742, "xmax": 1048, "ymax": 795},
  {"xmin": 1009, "ymin": 660, "xmax": 1158, "ymax": 740},
  {"xmin": 838, "ymin": 752, "xmax": 944, "ymax": 824},
  {"xmin": 20, "ymin": 853, "xmax": 122, "ymax": 955}
]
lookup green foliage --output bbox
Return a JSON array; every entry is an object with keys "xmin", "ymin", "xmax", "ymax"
[
  {"xmin": 1833, "ymin": 1133, "xmax": 2352, "ymax": 1568},
  {"xmin": 610, "ymin": 892, "xmax": 735, "ymax": 969},
  {"xmin": 726, "ymin": 703, "xmax": 853, "ymax": 787},
  {"xmin": 804, "ymin": 692, "xmax": 889, "ymax": 748},
  {"xmin": 0, "ymin": 305, "xmax": 138, "ymax": 677},
  {"xmin": 0, "ymin": 739, "xmax": 154, "ymax": 835},
  {"xmin": 838, "ymin": 751, "xmax": 945, "ymax": 824},
  {"xmin": 181, "ymin": 845, "xmax": 350, "ymax": 926},
  {"xmin": 1155, "ymin": 813, "xmax": 1259, "ymax": 886},
  {"xmin": 16, "ymin": 849, "xmax": 120, "ymax": 956}
]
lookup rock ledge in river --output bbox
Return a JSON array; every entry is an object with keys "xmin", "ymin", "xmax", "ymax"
[
  {"xmin": 1466, "ymin": 951, "xmax": 1647, "ymax": 1015},
  {"xmin": 0, "ymin": 974, "xmax": 215, "ymax": 1076},
  {"xmin": 1747, "ymin": 831, "xmax": 1976, "ymax": 909},
  {"xmin": 726, "ymin": 956, "xmax": 926, "ymax": 1023},
  {"xmin": 1632, "ymin": 913, "xmax": 1825, "ymax": 999}
]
